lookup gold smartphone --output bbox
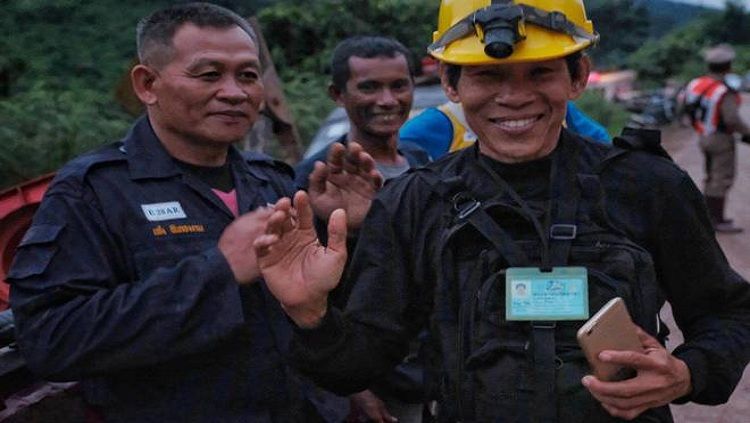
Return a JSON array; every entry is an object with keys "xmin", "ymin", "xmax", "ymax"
[{"xmin": 576, "ymin": 297, "xmax": 643, "ymax": 381}]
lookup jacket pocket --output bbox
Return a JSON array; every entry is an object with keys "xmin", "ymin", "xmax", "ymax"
[{"xmin": 7, "ymin": 224, "xmax": 65, "ymax": 280}]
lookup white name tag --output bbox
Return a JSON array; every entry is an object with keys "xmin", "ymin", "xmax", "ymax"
[{"xmin": 141, "ymin": 201, "xmax": 187, "ymax": 222}]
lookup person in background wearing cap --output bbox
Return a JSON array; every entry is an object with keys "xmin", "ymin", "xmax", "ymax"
[
  {"xmin": 255, "ymin": 1, "xmax": 750, "ymax": 422},
  {"xmin": 684, "ymin": 43, "xmax": 750, "ymax": 233}
]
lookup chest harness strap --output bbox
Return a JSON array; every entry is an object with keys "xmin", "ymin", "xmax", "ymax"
[{"xmin": 451, "ymin": 139, "xmax": 582, "ymax": 422}]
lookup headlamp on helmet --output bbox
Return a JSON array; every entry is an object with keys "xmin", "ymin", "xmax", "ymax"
[
  {"xmin": 429, "ymin": 0, "xmax": 598, "ymax": 64},
  {"xmin": 473, "ymin": 5, "xmax": 526, "ymax": 59}
]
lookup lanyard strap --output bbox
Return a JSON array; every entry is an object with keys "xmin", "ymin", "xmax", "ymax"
[{"xmin": 474, "ymin": 137, "xmax": 581, "ymax": 270}]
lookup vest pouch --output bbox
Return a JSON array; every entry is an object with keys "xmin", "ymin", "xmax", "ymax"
[
  {"xmin": 460, "ymin": 267, "xmax": 534, "ymax": 422},
  {"xmin": 461, "ymin": 237, "xmax": 652, "ymax": 422}
]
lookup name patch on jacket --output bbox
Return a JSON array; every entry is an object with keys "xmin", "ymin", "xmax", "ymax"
[
  {"xmin": 141, "ymin": 201, "xmax": 187, "ymax": 221},
  {"xmin": 152, "ymin": 224, "xmax": 205, "ymax": 237}
]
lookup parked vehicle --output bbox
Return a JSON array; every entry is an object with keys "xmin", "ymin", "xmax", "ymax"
[{"xmin": 620, "ymin": 89, "xmax": 677, "ymax": 129}]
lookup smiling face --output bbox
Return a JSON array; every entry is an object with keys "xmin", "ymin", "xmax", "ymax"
[
  {"xmin": 332, "ymin": 54, "xmax": 414, "ymax": 146},
  {"xmin": 441, "ymin": 56, "xmax": 589, "ymax": 163},
  {"xmin": 134, "ymin": 23, "xmax": 263, "ymax": 163}
]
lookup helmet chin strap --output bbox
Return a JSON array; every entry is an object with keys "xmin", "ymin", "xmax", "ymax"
[{"xmin": 428, "ymin": 3, "xmax": 599, "ymax": 54}]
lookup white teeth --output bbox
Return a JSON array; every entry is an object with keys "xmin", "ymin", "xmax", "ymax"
[{"xmin": 498, "ymin": 117, "xmax": 536, "ymax": 129}]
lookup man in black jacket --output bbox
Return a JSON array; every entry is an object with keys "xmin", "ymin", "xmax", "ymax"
[
  {"xmin": 255, "ymin": 1, "xmax": 750, "ymax": 422},
  {"xmin": 8, "ymin": 3, "xmax": 351, "ymax": 421}
]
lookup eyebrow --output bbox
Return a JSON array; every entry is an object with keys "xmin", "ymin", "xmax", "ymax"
[{"xmin": 186, "ymin": 58, "xmax": 261, "ymax": 72}]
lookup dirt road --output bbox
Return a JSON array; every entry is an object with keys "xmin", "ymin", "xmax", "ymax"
[{"xmin": 656, "ymin": 96, "xmax": 750, "ymax": 422}]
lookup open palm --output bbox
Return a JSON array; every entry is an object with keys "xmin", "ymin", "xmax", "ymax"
[
  {"xmin": 256, "ymin": 191, "xmax": 348, "ymax": 327},
  {"xmin": 308, "ymin": 142, "xmax": 383, "ymax": 230}
]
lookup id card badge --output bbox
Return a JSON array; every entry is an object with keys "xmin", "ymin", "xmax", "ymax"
[{"xmin": 506, "ymin": 267, "xmax": 589, "ymax": 321}]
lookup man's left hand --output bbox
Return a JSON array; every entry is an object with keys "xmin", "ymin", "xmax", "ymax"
[
  {"xmin": 582, "ymin": 327, "xmax": 692, "ymax": 421},
  {"xmin": 308, "ymin": 142, "xmax": 383, "ymax": 230}
]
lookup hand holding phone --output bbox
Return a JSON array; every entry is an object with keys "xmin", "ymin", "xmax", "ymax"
[{"xmin": 577, "ymin": 297, "xmax": 643, "ymax": 381}]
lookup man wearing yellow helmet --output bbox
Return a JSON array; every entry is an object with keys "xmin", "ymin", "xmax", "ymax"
[{"xmin": 255, "ymin": 1, "xmax": 750, "ymax": 422}]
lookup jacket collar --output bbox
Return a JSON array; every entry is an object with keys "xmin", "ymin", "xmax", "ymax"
[{"xmin": 123, "ymin": 115, "xmax": 247, "ymax": 181}]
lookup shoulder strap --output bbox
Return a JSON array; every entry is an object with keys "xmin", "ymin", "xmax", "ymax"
[
  {"xmin": 606, "ymin": 127, "xmax": 672, "ymax": 164},
  {"xmin": 547, "ymin": 137, "xmax": 583, "ymax": 268},
  {"xmin": 430, "ymin": 139, "xmax": 585, "ymax": 270},
  {"xmin": 454, "ymin": 192, "xmax": 531, "ymax": 267}
]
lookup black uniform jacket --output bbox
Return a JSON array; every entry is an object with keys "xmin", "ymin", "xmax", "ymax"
[
  {"xmin": 8, "ymin": 117, "xmax": 346, "ymax": 422},
  {"xmin": 291, "ymin": 129, "xmax": 750, "ymax": 416}
]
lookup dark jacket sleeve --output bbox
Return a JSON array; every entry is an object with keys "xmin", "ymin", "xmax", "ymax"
[
  {"xmin": 8, "ymin": 183, "xmax": 245, "ymax": 381},
  {"xmin": 290, "ymin": 177, "xmax": 439, "ymax": 395},
  {"xmin": 649, "ymin": 173, "xmax": 750, "ymax": 405},
  {"xmin": 605, "ymin": 152, "xmax": 750, "ymax": 405}
]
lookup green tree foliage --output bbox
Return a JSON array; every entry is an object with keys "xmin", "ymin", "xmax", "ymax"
[
  {"xmin": 628, "ymin": 1, "xmax": 750, "ymax": 86},
  {"xmin": 1, "ymin": 0, "xmax": 744, "ymax": 190},
  {"xmin": 586, "ymin": 0, "xmax": 651, "ymax": 69},
  {"xmin": 0, "ymin": 1, "xmax": 155, "ymax": 189},
  {"xmin": 0, "ymin": 0, "xmax": 271, "ymax": 189},
  {"xmin": 0, "ymin": 85, "xmax": 130, "ymax": 188},
  {"xmin": 574, "ymin": 91, "xmax": 630, "ymax": 138},
  {"xmin": 258, "ymin": 0, "xmax": 437, "ymax": 74}
]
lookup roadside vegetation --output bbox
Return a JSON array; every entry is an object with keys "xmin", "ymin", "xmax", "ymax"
[{"xmin": 1, "ymin": 0, "xmax": 748, "ymax": 189}]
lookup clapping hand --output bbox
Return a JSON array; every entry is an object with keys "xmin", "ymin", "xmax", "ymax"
[
  {"xmin": 255, "ymin": 191, "xmax": 348, "ymax": 328},
  {"xmin": 308, "ymin": 142, "xmax": 383, "ymax": 230}
]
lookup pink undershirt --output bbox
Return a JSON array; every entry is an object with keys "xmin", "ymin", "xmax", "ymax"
[{"xmin": 212, "ymin": 188, "xmax": 239, "ymax": 217}]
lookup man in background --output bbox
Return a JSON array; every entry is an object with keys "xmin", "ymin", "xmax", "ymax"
[
  {"xmin": 685, "ymin": 43, "xmax": 750, "ymax": 233},
  {"xmin": 295, "ymin": 36, "xmax": 429, "ymax": 190},
  {"xmin": 295, "ymin": 35, "xmax": 430, "ymax": 423}
]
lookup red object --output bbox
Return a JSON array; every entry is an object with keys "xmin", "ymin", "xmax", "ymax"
[
  {"xmin": 0, "ymin": 173, "xmax": 54, "ymax": 310},
  {"xmin": 421, "ymin": 56, "xmax": 439, "ymax": 77},
  {"xmin": 588, "ymin": 71, "xmax": 602, "ymax": 84}
]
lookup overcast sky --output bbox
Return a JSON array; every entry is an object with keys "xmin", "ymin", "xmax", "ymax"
[{"xmin": 670, "ymin": 0, "xmax": 749, "ymax": 8}]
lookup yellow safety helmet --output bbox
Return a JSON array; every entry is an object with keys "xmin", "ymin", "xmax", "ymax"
[{"xmin": 428, "ymin": 0, "xmax": 598, "ymax": 65}]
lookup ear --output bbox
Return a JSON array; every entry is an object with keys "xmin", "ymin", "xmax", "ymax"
[
  {"xmin": 328, "ymin": 83, "xmax": 344, "ymax": 106},
  {"xmin": 131, "ymin": 64, "xmax": 159, "ymax": 106},
  {"xmin": 439, "ymin": 62, "xmax": 461, "ymax": 103},
  {"xmin": 569, "ymin": 55, "xmax": 591, "ymax": 100}
]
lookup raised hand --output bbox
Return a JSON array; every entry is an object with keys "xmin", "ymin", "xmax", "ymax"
[
  {"xmin": 582, "ymin": 327, "xmax": 692, "ymax": 420},
  {"xmin": 218, "ymin": 206, "xmax": 275, "ymax": 284},
  {"xmin": 255, "ymin": 190, "xmax": 348, "ymax": 328},
  {"xmin": 308, "ymin": 142, "xmax": 383, "ymax": 230}
]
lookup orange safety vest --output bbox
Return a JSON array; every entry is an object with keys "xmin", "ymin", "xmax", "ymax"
[{"xmin": 684, "ymin": 76, "xmax": 739, "ymax": 136}]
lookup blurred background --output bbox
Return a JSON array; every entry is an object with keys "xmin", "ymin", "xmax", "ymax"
[
  {"xmin": 1, "ymin": 0, "xmax": 749, "ymax": 189},
  {"xmin": 1, "ymin": 1, "xmax": 750, "ymax": 420}
]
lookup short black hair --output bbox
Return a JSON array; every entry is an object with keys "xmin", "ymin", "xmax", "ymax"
[
  {"xmin": 443, "ymin": 51, "xmax": 584, "ymax": 89},
  {"xmin": 136, "ymin": 2, "xmax": 257, "ymax": 68},
  {"xmin": 708, "ymin": 62, "xmax": 731, "ymax": 74},
  {"xmin": 330, "ymin": 35, "xmax": 415, "ymax": 92}
]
